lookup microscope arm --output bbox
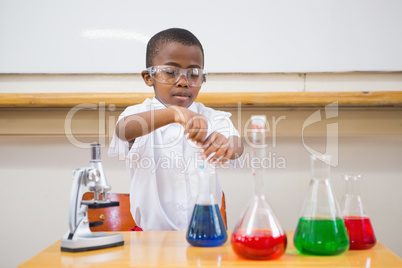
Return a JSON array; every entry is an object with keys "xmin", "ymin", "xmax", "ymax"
[
  {"xmin": 68, "ymin": 168, "xmax": 85, "ymax": 235},
  {"xmin": 68, "ymin": 167, "xmax": 98, "ymax": 235}
]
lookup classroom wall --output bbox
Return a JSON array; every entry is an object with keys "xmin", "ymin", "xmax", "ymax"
[
  {"xmin": 1, "ymin": 1, "xmax": 402, "ymax": 267},
  {"xmin": 0, "ymin": 73, "xmax": 402, "ymax": 267}
]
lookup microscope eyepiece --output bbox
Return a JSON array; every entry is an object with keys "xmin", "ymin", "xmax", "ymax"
[{"xmin": 91, "ymin": 143, "xmax": 101, "ymax": 161}]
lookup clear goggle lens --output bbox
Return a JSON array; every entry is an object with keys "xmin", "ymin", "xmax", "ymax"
[{"xmin": 147, "ymin": 65, "xmax": 206, "ymax": 87}]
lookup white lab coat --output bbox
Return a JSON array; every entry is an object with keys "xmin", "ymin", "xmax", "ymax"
[{"xmin": 108, "ymin": 97, "xmax": 240, "ymax": 231}]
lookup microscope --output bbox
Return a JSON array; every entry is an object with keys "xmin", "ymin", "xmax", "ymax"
[{"xmin": 61, "ymin": 143, "xmax": 124, "ymax": 252}]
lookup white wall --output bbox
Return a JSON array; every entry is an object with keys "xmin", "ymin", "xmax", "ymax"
[
  {"xmin": 1, "ymin": 0, "xmax": 402, "ymax": 73},
  {"xmin": 1, "ymin": 105, "xmax": 401, "ymax": 267}
]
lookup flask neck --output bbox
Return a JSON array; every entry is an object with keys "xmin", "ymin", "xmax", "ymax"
[
  {"xmin": 310, "ymin": 155, "xmax": 331, "ymax": 181},
  {"xmin": 251, "ymin": 129, "xmax": 266, "ymax": 198},
  {"xmin": 196, "ymin": 164, "xmax": 217, "ymax": 205},
  {"xmin": 253, "ymin": 167, "xmax": 265, "ymax": 198},
  {"xmin": 343, "ymin": 174, "xmax": 362, "ymax": 197},
  {"xmin": 341, "ymin": 174, "xmax": 367, "ymax": 217}
]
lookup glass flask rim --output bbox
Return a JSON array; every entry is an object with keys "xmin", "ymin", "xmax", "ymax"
[
  {"xmin": 310, "ymin": 154, "xmax": 332, "ymax": 165},
  {"xmin": 342, "ymin": 173, "xmax": 362, "ymax": 181}
]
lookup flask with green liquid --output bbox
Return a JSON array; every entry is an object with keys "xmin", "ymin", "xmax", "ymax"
[{"xmin": 294, "ymin": 155, "xmax": 349, "ymax": 255}]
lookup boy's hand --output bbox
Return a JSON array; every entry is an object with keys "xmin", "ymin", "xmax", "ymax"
[
  {"xmin": 169, "ymin": 106, "xmax": 208, "ymax": 144},
  {"xmin": 200, "ymin": 132, "xmax": 236, "ymax": 165}
]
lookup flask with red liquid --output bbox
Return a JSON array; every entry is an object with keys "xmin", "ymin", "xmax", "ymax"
[
  {"xmin": 231, "ymin": 115, "xmax": 287, "ymax": 260},
  {"xmin": 294, "ymin": 154, "xmax": 349, "ymax": 255},
  {"xmin": 340, "ymin": 174, "xmax": 376, "ymax": 250}
]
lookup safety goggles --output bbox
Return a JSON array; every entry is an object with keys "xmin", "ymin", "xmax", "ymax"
[{"xmin": 146, "ymin": 65, "xmax": 207, "ymax": 87}]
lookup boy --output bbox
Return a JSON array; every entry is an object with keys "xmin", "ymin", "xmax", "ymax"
[{"xmin": 109, "ymin": 28, "xmax": 243, "ymax": 231}]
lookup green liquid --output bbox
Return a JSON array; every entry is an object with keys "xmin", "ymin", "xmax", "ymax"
[{"xmin": 294, "ymin": 217, "xmax": 349, "ymax": 255}]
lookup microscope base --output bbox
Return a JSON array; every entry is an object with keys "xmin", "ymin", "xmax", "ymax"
[{"xmin": 61, "ymin": 232, "xmax": 124, "ymax": 252}]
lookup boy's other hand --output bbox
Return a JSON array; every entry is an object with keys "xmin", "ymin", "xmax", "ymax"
[
  {"xmin": 169, "ymin": 106, "xmax": 208, "ymax": 144},
  {"xmin": 200, "ymin": 132, "xmax": 235, "ymax": 165}
]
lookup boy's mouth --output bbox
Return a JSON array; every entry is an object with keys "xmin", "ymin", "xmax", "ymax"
[{"xmin": 172, "ymin": 92, "xmax": 191, "ymax": 102}]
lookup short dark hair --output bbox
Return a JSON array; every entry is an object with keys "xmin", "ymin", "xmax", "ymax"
[{"xmin": 146, "ymin": 28, "xmax": 204, "ymax": 68}]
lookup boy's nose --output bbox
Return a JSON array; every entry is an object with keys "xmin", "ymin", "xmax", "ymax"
[{"xmin": 176, "ymin": 73, "xmax": 189, "ymax": 87}]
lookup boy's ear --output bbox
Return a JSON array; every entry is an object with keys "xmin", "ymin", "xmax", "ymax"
[{"xmin": 141, "ymin": 70, "xmax": 154, "ymax": 87}]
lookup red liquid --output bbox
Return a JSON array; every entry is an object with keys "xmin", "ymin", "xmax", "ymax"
[
  {"xmin": 344, "ymin": 216, "xmax": 376, "ymax": 250},
  {"xmin": 231, "ymin": 230, "xmax": 287, "ymax": 260}
]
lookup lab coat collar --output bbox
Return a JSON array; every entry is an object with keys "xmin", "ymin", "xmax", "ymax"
[
  {"xmin": 151, "ymin": 97, "xmax": 198, "ymax": 113},
  {"xmin": 150, "ymin": 97, "xmax": 167, "ymax": 110}
]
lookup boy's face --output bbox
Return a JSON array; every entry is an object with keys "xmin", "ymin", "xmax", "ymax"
[{"xmin": 142, "ymin": 42, "xmax": 204, "ymax": 108}]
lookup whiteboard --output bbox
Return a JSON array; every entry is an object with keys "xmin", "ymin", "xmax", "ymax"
[{"xmin": 0, "ymin": 0, "xmax": 401, "ymax": 73}]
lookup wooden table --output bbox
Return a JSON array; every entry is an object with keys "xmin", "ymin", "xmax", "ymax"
[{"xmin": 19, "ymin": 231, "xmax": 402, "ymax": 267}]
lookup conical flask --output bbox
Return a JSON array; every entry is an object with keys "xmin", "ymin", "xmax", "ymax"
[
  {"xmin": 186, "ymin": 163, "xmax": 228, "ymax": 247},
  {"xmin": 231, "ymin": 115, "xmax": 287, "ymax": 260},
  {"xmin": 294, "ymin": 154, "xmax": 349, "ymax": 255},
  {"xmin": 340, "ymin": 174, "xmax": 376, "ymax": 250}
]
